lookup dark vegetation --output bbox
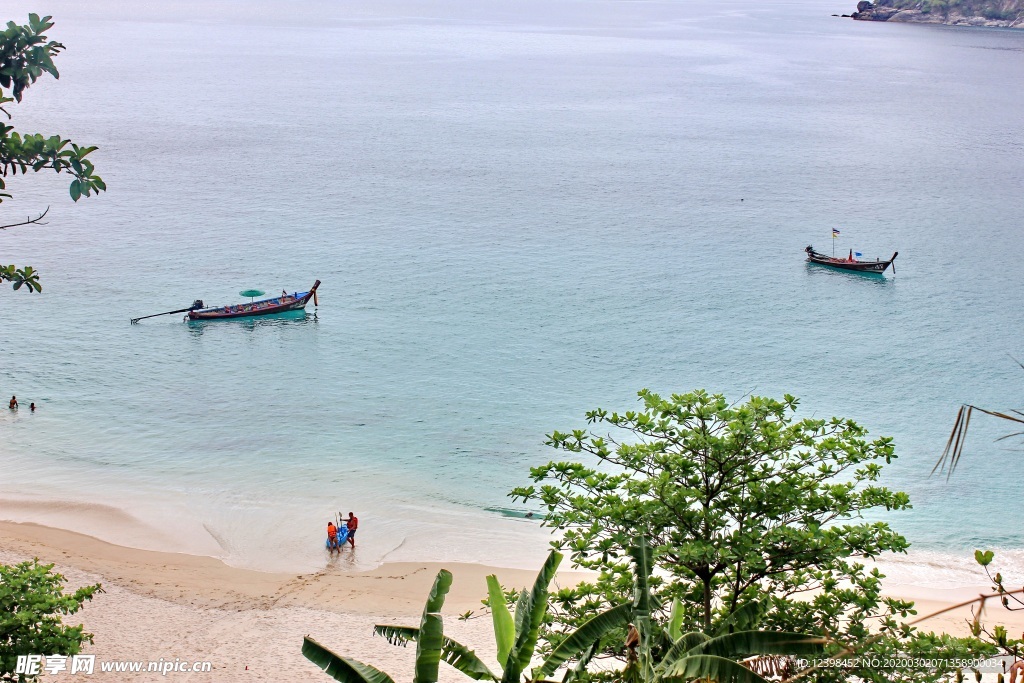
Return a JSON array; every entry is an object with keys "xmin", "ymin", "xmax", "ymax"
[{"xmin": 1, "ymin": 14, "xmax": 104, "ymax": 292}]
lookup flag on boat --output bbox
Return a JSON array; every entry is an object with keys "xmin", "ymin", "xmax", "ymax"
[
  {"xmin": 855, "ymin": 252, "xmax": 862, "ymax": 257},
  {"xmin": 832, "ymin": 228, "xmax": 841, "ymax": 239}
]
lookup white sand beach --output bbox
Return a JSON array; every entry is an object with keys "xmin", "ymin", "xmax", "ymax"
[
  {"xmin": 2, "ymin": 519, "xmax": 1021, "ymax": 682},
  {"xmin": 0, "ymin": 520, "xmax": 588, "ymax": 682}
]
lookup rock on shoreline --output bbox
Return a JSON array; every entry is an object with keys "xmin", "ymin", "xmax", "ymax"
[{"xmin": 850, "ymin": 0, "xmax": 1024, "ymax": 26}]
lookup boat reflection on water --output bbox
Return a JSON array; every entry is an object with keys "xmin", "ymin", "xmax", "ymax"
[
  {"xmin": 185, "ymin": 308, "xmax": 316, "ymax": 337},
  {"xmin": 804, "ymin": 262, "xmax": 895, "ymax": 287}
]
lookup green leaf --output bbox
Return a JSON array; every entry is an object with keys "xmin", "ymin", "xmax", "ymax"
[
  {"xmin": 628, "ymin": 539, "xmax": 654, "ymax": 622},
  {"xmin": 414, "ymin": 569, "xmax": 453, "ymax": 683},
  {"xmin": 561, "ymin": 640, "xmax": 600, "ymax": 683},
  {"xmin": 502, "ymin": 590, "xmax": 530, "ymax": 683},
  {"xmin": 660, "ymin": 655, "xmax": 772, "ymax": 683},
  {"xmin": 372, "ymin": 626, "xmax": 497, "ymax": 681},
  {"xmin": 714, "ymin": 601, "xmax": 764, "ymax": 636},
  {"xmin": 536, "ymin": 602, "xmax": 631, "ymax": 677},
  {"xmin": 656, "ymin": 632, "xmax": 711, "ymax": 673},
  {"xmin": 487, "ymin": 575, "xmax": 515, "ymax": 669},
  {"xmin": 69, "ymin": 178, "xmax": 81, "ymax": 201},
  {"xmin": 975, "ymin": 550, "xmax": 994, "ymax": 567},
  {"xmin": 302, "ymin": 636, "xmax": 397, "ymax": 683},
  {"xmin": 439, "ymin": 636, "xmax": 498, "ymax": 681},
  {"xmin": 374, "ymin": 624, "xmax": 418, "ymax": 647},
  {"xmin": 503, "ymin": 550, "xmax": 562, "ymax": 682},
  {"xmin": 667, "ymin": 598, "xmax": 684, "ymax": 641},
  {"xmin": 685, "ymin": 631, "xmax": 829, "ymax": 659}
]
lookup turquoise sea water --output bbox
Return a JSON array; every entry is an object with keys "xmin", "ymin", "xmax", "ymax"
[{"xmin": 1, "ymin": 0, "xmax": 1023, "ymax": 579}]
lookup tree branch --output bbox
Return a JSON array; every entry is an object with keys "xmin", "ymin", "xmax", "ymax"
[{"xmin": 0, "ymin": 205, "xmax": 48, "ymax": 230}]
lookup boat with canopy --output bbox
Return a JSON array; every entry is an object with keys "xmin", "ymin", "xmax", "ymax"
[
  {"xmin": 131, "ymin": 280, "xmax": 320, "ymax": 323},
  {"xmin": 805, "ymin": 246, "xmax": 897, "ymax": 274}
]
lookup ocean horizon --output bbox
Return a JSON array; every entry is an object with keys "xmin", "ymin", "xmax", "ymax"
[{"xmin": 1, "ymin": 0, "xmax": 1023, "ymax": 587}]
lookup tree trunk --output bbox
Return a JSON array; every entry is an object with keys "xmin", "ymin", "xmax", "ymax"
[{"xmin": 703, "ymin": 579, "xmax": 712, "ymax": 632}]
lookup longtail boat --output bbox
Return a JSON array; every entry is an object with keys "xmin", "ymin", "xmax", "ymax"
[
  {"xmin": 131, "ymin": 280, "xmax": 320, "ymax": 324},
  {"xmin": 188, "ymin": 280, "xmax": 321, "ymax": 320},
  {"xmin": 805, "ymin": 246, "xmax": 897, "ymax": 274}
]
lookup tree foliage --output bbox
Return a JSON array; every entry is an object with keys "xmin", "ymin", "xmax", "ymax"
[
  {"xmin": 1, "ymin": 13, "xmax": 105, "ymax": 293},
  {"xmin": 0, "ymin": 559, "xmax": 101, "ymax": 683},
  {"xmin": 511, "ymin": 389, "xmax": 993, "ymax": 681}
]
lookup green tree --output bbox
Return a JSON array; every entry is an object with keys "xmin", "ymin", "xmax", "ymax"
[
  {"xmin": 1, "ymin": 13, "xmax": 105, "ymax": 292},
  {"xmin": 510, "ymin": 389, "xmax": 989, "ymax": 681},
  {"xmin": 0, "ymin": 559, "xmax": 101, "ymax": 683}
]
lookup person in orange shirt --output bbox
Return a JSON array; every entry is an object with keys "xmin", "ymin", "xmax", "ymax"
[
  {"xmin": 326, "ymin": 521, "xmax": 339, "ymax": 553},
  {"xmin": 344, "ymin": 512, "xmax": 358, "ymax": 548}
]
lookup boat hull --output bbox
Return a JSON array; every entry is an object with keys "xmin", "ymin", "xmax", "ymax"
[
  {"xmin": 806, "ymin": 257, "xmax": 891, "ymax": 273},
  {"xmin": 188, "ymin": 280, "xmax": 320, "ymax": 320}
]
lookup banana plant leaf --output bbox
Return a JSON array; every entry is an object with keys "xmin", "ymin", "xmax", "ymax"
[
  {"xmin": 713, "ymin": 601, "xmax": 764, "ymax": 636},
  {"xmin": 560, "ymin": 640, "xmax": 600, "ymax": 683},
  {"xmin": 660, "ymin": 655, "xmax": 772, "ymax": 683},
  {"xmin": 502, "ymin": 550, "xmax": 563, "ymax": 683},
  {"xmin": 666, "ymin": 598, "xmax": 685, "ymax": 642},
  {"xmin": 685, "ymin": 631, "xmax": 829, "ymax": 660},
  {"xmin": 302, "ymin": 636, "xmax": 397, "ymax": 683},
  {"xmin": 627, "ymin": 539, "xmax": 656, "ymax": 682},
  {"xmin": 655, "ymin": 632, "xmax": 712, "ymax": 673},
  {"xmin": 373, "ymin": 625, "xmax": 497, "ymax": 681},
  {"xmin": 535, "ymin": 602, "xmax": 632, "ymax": 678},
  {"xmin": 628, "ymin": 540, "xmax": 655, "ymax": 621},
  {"xmin": 414, "ymin": 569, "xmax": 453, "ymax": 683},
  {"xmin": 487, "ymin": 575, "xmax": 515, "ymax": 668},
  {"xmin": 503, "ymin": 589, "xmax": 531, "ymax": 683}
]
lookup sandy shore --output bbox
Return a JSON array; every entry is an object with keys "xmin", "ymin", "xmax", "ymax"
[
  {"xmin": 1, "ymin": 520, "xmax": 1022, "ymax": 681},
  {"xmin": 0, "ymin": 521, "xmax": 586, "ymax": 681}
]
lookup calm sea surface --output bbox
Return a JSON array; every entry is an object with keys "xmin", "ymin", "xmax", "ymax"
[{"xmin": 1, "ymin": 0, "xmax": 1023, "ymax": 580}]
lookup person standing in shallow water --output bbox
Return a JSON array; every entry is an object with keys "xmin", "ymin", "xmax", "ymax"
[
  {"xmin": 344, "ymin": 512, "xmax": 358, "ymax": 548},
  {"xmin": 29, "ymin": 403, "xmax": 35, "ymax": 412},
  {"xmin": 9, "ymin": 396, "xmax": 17, "ymax": 409},
  {"xmin": 326, "ymin": 521, "xmax": 339, "ymax": 553}
]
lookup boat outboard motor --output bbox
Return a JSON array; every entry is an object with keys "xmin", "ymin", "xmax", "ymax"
[{"xmin": 190, "ymin": 299, "xmax": 205, "ymax": 310}]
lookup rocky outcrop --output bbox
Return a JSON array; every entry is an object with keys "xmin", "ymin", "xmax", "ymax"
[{"xmin": 850, "ymin": 0, "xmax": 1024, "ymax": 26}]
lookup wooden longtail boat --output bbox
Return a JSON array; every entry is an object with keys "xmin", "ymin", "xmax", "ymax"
[
  {"xmin": 805, "ymin": 246, "xmax": 897, "ymax": 274},
  {"xmin": 188, "ymin": 280, "xmax": 321, "ymax": 320}
]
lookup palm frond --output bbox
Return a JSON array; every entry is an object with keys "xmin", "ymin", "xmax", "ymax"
[{"xmin": 935, "ymin": 404, "xmax": 1024, "ymax": 477}]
